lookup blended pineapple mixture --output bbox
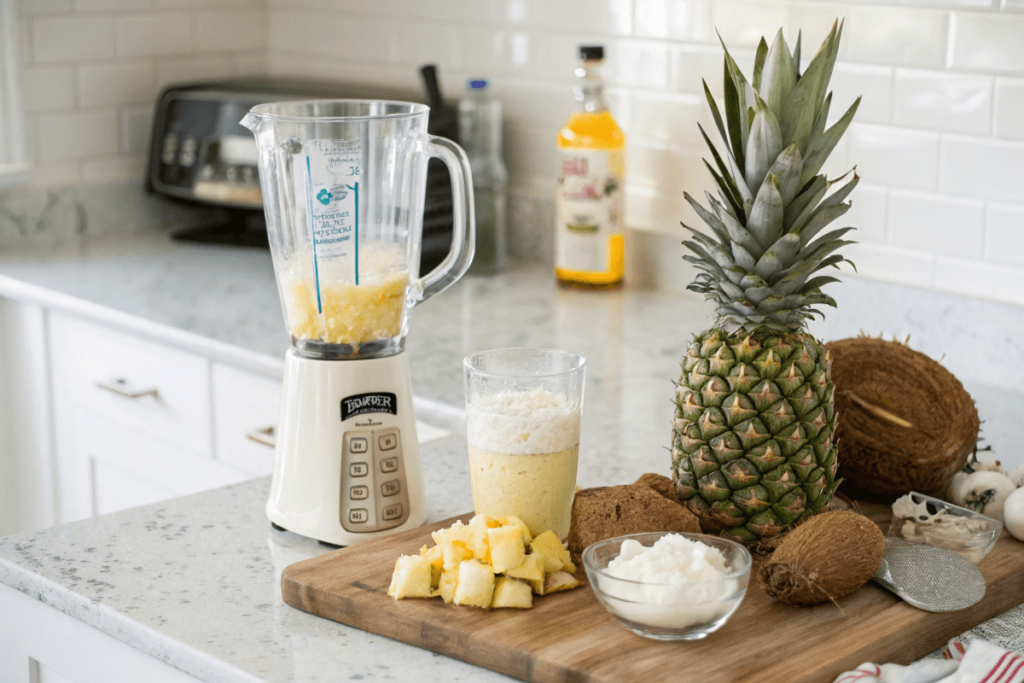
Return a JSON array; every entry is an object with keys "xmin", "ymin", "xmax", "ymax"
[
  {"xmin": 278, "ymin": 242, "xmax": 409, "ymax": 345},
  {"xmin": 466, "ymin": 389, "xmax": 581, "ymax": 539}
]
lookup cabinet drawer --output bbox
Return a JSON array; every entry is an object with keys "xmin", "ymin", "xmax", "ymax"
[
  {"xmin": 49, "ymin": 313, "xmax": 212, "ymax": 457},
  {"xmin": 212, "ymin": 364, "xmax": 281, "ymax": 476},
  {"xmin": 74, "ymin": 411, "xmax": 248, "ymax": 517}
]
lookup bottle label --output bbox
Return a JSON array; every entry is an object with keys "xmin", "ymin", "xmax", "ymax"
[
  {"xmin": 303, "ymin": 139, "xmax": 362, "ymax": 311},
  {"xmin": 555, "ymin": 149, "xmax": 623, "ymax": 273}
]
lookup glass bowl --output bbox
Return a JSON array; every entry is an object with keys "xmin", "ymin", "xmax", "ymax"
[
  {"xmin": 889, "ymin": 491, "xmax": 1002, "ymax": 564},
  {"xmin": 582, "ymin": 532, "xmax": 751, "ymax": 641}
]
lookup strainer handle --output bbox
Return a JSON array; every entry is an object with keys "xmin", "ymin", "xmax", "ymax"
[{"xmin": 416, "ymin": 135, "xmax": 475, "ymax": 303}]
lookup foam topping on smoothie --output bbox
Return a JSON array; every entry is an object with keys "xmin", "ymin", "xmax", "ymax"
[{"xmin": 466, "ymin": 389, "xmax": 580, "ymax": 455}]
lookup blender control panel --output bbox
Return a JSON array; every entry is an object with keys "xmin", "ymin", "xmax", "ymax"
[{"xmin": 340, "ymin": 428, "xmax": 410, "ymax": 533}]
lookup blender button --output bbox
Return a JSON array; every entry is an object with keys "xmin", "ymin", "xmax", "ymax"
[
  {"xmin": 348, "ymin": 508, "xmax": 368, "ymax": 524},
  {"xmin": 382, "ymin": 504, "xmax": 403, "ymax": 521},
  {"xmin": 380, "ymin": 457, "xmax": 399, "ymax": 473},
  {"xmin": 378, "ymin": 434, "xmax": 397, "ymax": 450},
  {"xmin": 381, "ymin": 480, "xmax": 401, "ymax": 497},
  {"xmin": 350, "ymin": 485, "xmax": 368, "ymax": 500},
  {"xmin": 349, "ymin": 463, "xmax": 368, "ymax": 477},
  {"xmin": 350, "ymin": 438, "xmax": 368, "ymax": 453}
]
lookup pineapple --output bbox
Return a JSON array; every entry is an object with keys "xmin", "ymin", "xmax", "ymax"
[
  {"xmin": 543, "ymin": 571, "xmax": 581, "ymax": 595},
  {"xmin": 441, "ymin": 540, "xmax": 475, "ymax": 572},
  {"xmin": 387, "ymin": 555, "xmax": 433, "ymax": 599},
  {"xmin": 437, "ymin": 566, "xmax": 459, "ymax": 604},
  {"xmin": 487, "ymin": 526, "xmax": 526, "ymax": 574},
  {"xmin": 529, "ymin": 530, "xmax": 574, "ymax": 573},
  {"xmin": 453, "ymin": 559, "xmax": 495, "ymax": 608},
  {"xmin": 491, "ymin": 577, "xmax": 533, "ymax": 609},
  {"xmin": 496, "ymin": 515, "xmax": 533, "ymax": 545},
  {"xmin": 505, "ymin": 552, "xmax": 545, "ymax": 585},
  {"xmin": 672, "ymin": 22, "xmax": 857, "ymax": 542},
  {"xmin": 419, "ymin": 544, "xmax": 444, "ymax": 589}
]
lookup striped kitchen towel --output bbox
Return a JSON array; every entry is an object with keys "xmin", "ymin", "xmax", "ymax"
[{"xmin": 834, "ymin": 640, "xmax": 1024, "ymax": 683}]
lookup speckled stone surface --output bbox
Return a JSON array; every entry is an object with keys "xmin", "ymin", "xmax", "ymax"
[{"xmin": 0, "ymin": 235, "xmax": 1022, "ymax": 682}]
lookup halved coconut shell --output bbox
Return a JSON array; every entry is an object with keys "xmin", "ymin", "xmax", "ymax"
[{"xmin": 826, "ymin": 337, "xmax": 979, "ymax": 498}]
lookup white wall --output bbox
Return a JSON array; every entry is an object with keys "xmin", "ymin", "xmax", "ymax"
[
  {"xmin": 266, "ymin": 0, "xmax": 1024, "ymax": 305},
  {"xmin": 9, "ymin": 0, "xmax": 1024, "ymax": 304},
  {"xmin": 14, "ymin": 0, "xmax": 267, "ymax": 190}
]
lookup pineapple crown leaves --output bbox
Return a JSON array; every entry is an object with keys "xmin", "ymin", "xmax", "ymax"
[{"xmin": 683, "ymin": 20, "xmax": 860, "ymax": 336}]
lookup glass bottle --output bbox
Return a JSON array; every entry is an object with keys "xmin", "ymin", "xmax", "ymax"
[
  {"xmin": 555, "ymin": 45, "xmax": 626, "ymax": 288},
  {"xmin": 459, "ymin": 79, "xmax": 507, "ymax": 275}
]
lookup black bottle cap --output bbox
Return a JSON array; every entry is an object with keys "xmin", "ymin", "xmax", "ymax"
[{"xmin": 578, "ymin": 45, "xmax": 604, "ymax": 61}]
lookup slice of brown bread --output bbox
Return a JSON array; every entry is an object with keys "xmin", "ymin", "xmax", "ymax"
[
  {"xmin": 567, "ymin": 479, "xmax": 700, "ymax": 556},
  {"xmin": 632, "ymin": 472, "xmax": 675, "ymax": 500}
]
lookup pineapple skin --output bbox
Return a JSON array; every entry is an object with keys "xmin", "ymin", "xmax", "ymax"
[{"xmin": 672, "ymin": 329, "xmax": 839, "ymax": 542}]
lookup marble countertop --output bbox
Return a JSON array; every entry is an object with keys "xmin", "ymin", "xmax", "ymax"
[{"xmin": 0, "ymin": 235, "xmax": 1022, "ymax": 682}]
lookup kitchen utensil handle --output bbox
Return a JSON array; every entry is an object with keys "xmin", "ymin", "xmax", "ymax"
[
  {"xmin": 96, "ymin": 378, "xmax": 159, "ymax": 400},
  {"xmin": 246, "ymin": 426, "xmax": 276, "ymax": 448},
  {"xmin": 417, "ymin": 135, "xmax": 475, "ymax": 303}
]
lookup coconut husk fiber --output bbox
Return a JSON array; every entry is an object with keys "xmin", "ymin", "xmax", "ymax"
[{"xmin": 826, "ymin": 337, "xmax": 979, "ymax": 498}]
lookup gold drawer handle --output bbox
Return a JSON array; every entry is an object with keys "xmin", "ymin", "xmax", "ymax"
[
  {"xmin": 246, "ymin": 426, "xmax": 276, "ymax": 448},
  {"xmin": 96, "ymin": 378, "xmax": 159, "ymax": 400}
]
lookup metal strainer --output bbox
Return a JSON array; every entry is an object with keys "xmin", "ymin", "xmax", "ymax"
[{"xmin": 873, "ymin": 542, "xmax": 986, "ymax": 612}]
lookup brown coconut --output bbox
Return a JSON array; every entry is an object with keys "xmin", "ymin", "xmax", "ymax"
[
  {"xmin": 826, "ymin": 337, "xmax": 979, "ymax": 498},
  {"xmin": 759, "ymin": 510, "xmax": 884, "ymax": 607}
]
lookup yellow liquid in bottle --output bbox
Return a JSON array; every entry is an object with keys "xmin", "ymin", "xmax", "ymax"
[{"xmin": 556, "ymin": 111, "xmax": 626, "ymax": 288}]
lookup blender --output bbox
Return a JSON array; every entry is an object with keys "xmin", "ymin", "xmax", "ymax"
[{"xmin": 242, "ymin": 100, "xmax": 474, "ymax": 546}]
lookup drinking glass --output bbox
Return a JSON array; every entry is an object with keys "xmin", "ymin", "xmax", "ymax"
[{"xmin": 463, "ymin": 348, "xmax": 586, "ymax": 539}]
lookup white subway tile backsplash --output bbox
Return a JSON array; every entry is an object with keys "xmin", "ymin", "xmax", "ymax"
[
  {"xmin": 78, "ymin": 61, "xmax": 154, "ymax": 107},
  {"xmin": 33, "ymin": 15, "xmax": 115, "ymax": 62},
  {"xmin": 903, "ymin": 0, "xmax": 997, "ymax": 6},
  {"xmin": 196, "ymin": 9, "xmax": 267, "ymax": 53},
  {"xmin": 116, "ymin": 14, "xmax": 193, "ymax": 57},
  {"xmin": 950, "ymin": 11, "xmax": 1024, "ymax": 76},
  {"xmin": 846, "ymin": 6, "xmax": 948, "ymax": 69},
  {"xmin": 846, "ymin": 183, "xmax": 887, "ymax": 243},
  {"xmin": 528, "ymin": 0, "xmax": 634, "ymax": 36},
  {"xmin": 21, "ymin": 66, "xmax": 75, "ymax": 112},
  {"xmin": 935, "ymin": 256, "xmax": 1024, "ymax": 304},
  {"xmin": 631, "ymin": 92, "xmax": 705, "ymax": 147},
  {"xmin": 36, "ymin": 110, "xmax": 118, "ymax": 161},
  {"xmin": 155, "ymin": 55, "xmax": 236, "ymax": 89},
  {"xmin": 994, "ymin": 79, "xmax": 1024, "ymax": 141},
  {"xmin": 80, "ymin": 156, "xmax": 147, "ymax": 184},
  {"xmin": 504, "ymin": 123, "xmax": 558, "ymax": 189},
  {"xmin": 848, "ymin": 124, "xmax": 939, "ymax": 191},
  {"xmin": 1004, "ymin": 0, "xmax": 1024, "ymax": 10},
  {"xmin": 635, "ymin": 0, "xmax": 710, "ymax": 42},
  {"xmin": 75, "ymin": 0, "xmax": 151, "ymax": 10},
  {"xmin": 894, "ymin": 70, "xmax": 993, "ymax": 135},
  {"xmin": 712, "ymin": 0, "xmax": 790, "ymax": 49},
  {"xmin": 844, "ymin": 242, "xmax": 935, "ymax": 288},
  {"xmin": 668, "ymin": 45, "xmax": 724, "ymax": 96},
  {"xmin": 985, "ymin": 204, "xmax": 1024, "ymax": 267},
  {"xmin": 939, "ymin": 136, "xmax": 1024, "ymax": 202},
  {"xmin": 120, "ymin": 105, "xmax": 155, "ymax": 155},
  {"xmin": 19, "ymin": 0, "xmax": 75, "ymax": 13},
  {"xmin": 397, "ymin": 23, "xmax": 460, "ymax": 69},
  {"xmin": 888, "ymin": 189, "xmax": 985, "ymax": 257},
  {"xmin": 611, "ymin": 40, "xmax": 670, "ymax": 89},
  {"xmin": 830, "ymin": 64, "xmax": 892, "ymax": 125},
  {"xmin": 625, "ymin": 185, "xmax": 693, "ymax": 235},
  {"xmin": 493, "ymin": 80, "xmax": 574, "ymax": 129}
]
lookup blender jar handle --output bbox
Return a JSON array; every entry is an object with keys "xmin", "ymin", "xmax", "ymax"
[{"xmin": 416, "ymin": 136, "xmax": 475, "ymax": 302}]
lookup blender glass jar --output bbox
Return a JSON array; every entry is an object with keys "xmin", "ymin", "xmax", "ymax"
[{"xmin": 242, "ymin": 100, "xmax": 474, "ymax": 359}]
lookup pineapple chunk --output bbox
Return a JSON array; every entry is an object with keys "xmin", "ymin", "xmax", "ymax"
[
  {"xmin": 543, "ymin": 571, "xmax": 581, "ymax": 595},
  {"xmin": 437, "ymin": 565, "xmax": 459, "ymax": 604},
  {"xmin": 487, "ymin": 526, "xmax": 526, "ymax": 574},
  {"xmin": 431, "ymin": 520, "xmax": 467, "ymax": 547},
  {"xmin": 464, "ymin": 516, "xmax": 492, "ymax": 562},
  {"xmin": 490, "ymin": 576, "xmax": 533, "ymax": 609},
  {"xmin": 387, "ymin": 555, "xmax": 433, "ymax": 600},
  {"xmin": 530, "ymin": 530, "xmax": 573, "ymax": 573},
  {"xmin": 505, "ymin": 552, "xmax": 545, "ymax": 585},
  {"xmin": 453, "ymin": 559, "xmax": 494, "ymax": 608},
  {"xmin": 420, "ymin": 544, "xmax": 444, "ymax": 589},
  {"xmin": 496, "ymin": 515, "xmax": 533, "ymax": 545},
  {"xmin": 442, "ymin": 540, "xmax": 475, "ymax": 572}
]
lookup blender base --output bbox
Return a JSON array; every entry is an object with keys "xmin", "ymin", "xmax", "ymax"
[{"xmin": 266, "ymin": 350, "xmax": 427, "ymax": 546}]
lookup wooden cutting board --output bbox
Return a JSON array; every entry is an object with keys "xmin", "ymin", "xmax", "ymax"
[{"xmin": 282, "ymin": 509, "xmax": 1024, "ymax": 683}]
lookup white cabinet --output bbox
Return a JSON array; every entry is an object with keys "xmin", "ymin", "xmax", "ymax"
[
  {"xmin": 43, "ymin": 312, "xmax": 281, "ymax": 524},
  {"xmin": 212, "ymin": 363, "xmax": 281, "ymax": 477}
]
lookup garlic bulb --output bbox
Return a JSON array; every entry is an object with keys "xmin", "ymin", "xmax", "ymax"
[
  {"xmin": 1004, "ymin": 488, "xmax": 1024, "ymax": 541},
  {"xmin": 947, "ymin": 470, "xmax": 1017, "ymax": 521}
]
